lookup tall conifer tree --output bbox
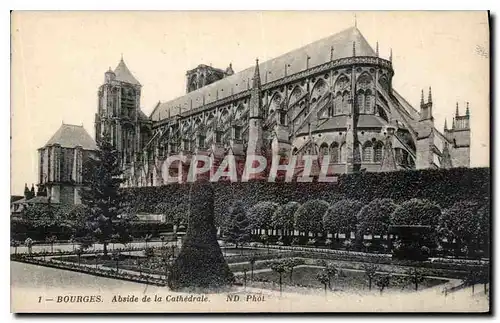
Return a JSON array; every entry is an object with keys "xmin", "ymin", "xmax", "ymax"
[{"xmin": 79, "ymin": 133, "xmax": 125, "ymax": 255}]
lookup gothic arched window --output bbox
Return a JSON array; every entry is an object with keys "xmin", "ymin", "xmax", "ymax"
[
  {"xmin": 289, "ymin": 86, "xmax": 303, "ymax": 108},
  {"xmin": 374, "ymin": 141, "xmax": 384, "ymax": 162},
  {"xmin": 357, "ymin": 90, "xmax": 365, "ymax": 114},
  {"xmin": 362, "ymin": 141, "xmax": 373, "ymax": 162},
  {"xmin": 365, "ymin": 89, "xmax": 373, "ymax": 114},
  {"xmin": 319, "ymin": 143, "xmax": 329, "ymax": 156},
  {"xmin": 330, "ymin": 142, "xmax": 339, "ymax": 163},
  {"xmin": 335, "ymin": 92, "xmax": 343, "ymax": 115},
  {"xmin": 340, "ymin": 143, "xmax": 347, "ymax": 163},
  {"xmin": 342, "ymin": 91, "xmax": 350, "ymax": 114},
  {"xmin": 269, "ymin": 94, "xmax": 282, "ymax": 116}
]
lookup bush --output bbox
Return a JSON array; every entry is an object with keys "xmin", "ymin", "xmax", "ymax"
[
  {"xmin": 438, "ymin": 200, "xmax": 489, "ymax": 257},
  {"xmin": 248, "ymin": 201, "xmax": 279, "ymax": 231},
  {"xmin": 272, "ymin": 201, "xmax": 300, "ymax": 232},
  {"xmin": 116, "ymin": 168, "xmax": 489, "ymax": 227},
  {"xmin": 357, "ymin": 198, "xmax": 397, "ymax": 236},
  {"xmin": 323, "ymin": 199, "xmax": 363, "ymax": 238},
  {"xmin": 294, "ymin": 199, "xmax": 329, "ymax": 235},
  {"xmin": 391, "ymin": 198, "xmax": 441, "ymax": 227}
]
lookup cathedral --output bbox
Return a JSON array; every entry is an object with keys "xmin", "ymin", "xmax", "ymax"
[{"xmin": 44, "ymin": 25, "xmax": 472, "ymax": 194}]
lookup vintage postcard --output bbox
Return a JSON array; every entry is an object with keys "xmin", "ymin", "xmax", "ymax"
[{"xmin": 10, "ymin": 11, "xmax": 490, "ymax": 313}]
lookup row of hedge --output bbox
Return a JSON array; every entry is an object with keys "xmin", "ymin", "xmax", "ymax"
[
  {"xmin": 11, "ymin": 220, "xmax": 175, "ymax": 242},
  {"xmin": 121, "ymin": 168, "xmax": 490, "ymax": 226}
]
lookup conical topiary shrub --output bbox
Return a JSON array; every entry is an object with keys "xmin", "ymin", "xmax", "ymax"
[{"xmin": 168, "ymin": 181, "xmax": 234, "ymax": 291}]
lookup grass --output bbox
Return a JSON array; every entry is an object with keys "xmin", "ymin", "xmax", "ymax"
[{"xmin": 249, "ymin": 266, "xmax": 448, "ymax": 293}]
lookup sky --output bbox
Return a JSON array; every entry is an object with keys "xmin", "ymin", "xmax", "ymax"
[{"xmin": 10, "ymin": 11, "xmax": 490, "ymax": 195}]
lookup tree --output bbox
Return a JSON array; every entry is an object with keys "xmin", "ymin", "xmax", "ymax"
[
  {"xmin": 362, "ymin": 263, "xmax": 378, "ymax": 291},
  {"xmin": 24, "ymin": 204, "xmax": 61, "ymax": 238},
  {"xmin": 272, "ymin": 201, "xmax": 300, "ymax": 236},
  {"xmin": 283, "ymin": 258, "xmax": 305, "ymax": 283},
  {"xmin": 79, "ymin": 133, "xmax": 125, "ymax": 256},
  {"xmin": 477, "ymin": 266, "xmax": 489, "ymax": 295},
  {"xmin": 143, "ymin": 233, "xmax": 153, "ymax": 249},
  {"xmin": 324, "ymin": 262, "xmax": 338, "ymax": 290},
  {"xmin": 261, "ymin": 234, "xmax": 270, "ymax": 253},
  {"xmin": 464, "ymin": 269, "xmax": 484, "ymax": 295},
  {"xmin": 110, "ymin": 233, "xmax": 120, "ymax": 250},
  {"xmin": 325, "ymin": 238, "xmax": 334, "ymax": 249},
  {"xmin": 438, "ymin": 200, "xmax": 486, "ymax": 256},
  {"xmin": 11, "ymin": 239, "xmax": 19, "ymax": 255},
  {"xmin": 248, "ymin": 201, "xmax": 279, "ymax": 233},
  {"xmin": 46, "ymin": 235, "xmax": 57, "ymax": 253},
  {"xmin": 69, "ymin": 235, "xmax": 76, "ymax": 252},
  {"xmin": 112, "ymin": 250, "xmax": 121, "ymax": 272},
  {"xmin": 323, "ymin": 199, "xmax": 363, "ymax": 241},
  {"xmin": 390, "ymin": 198, "xmax": 441, "ymax": 227},
  {"xmin": 294, "ymin": 199, "xmax": 329, "ymax": 237},
  {"xmin": 75, "ymin": 247, "xmax": 83, "ymax": 266},
  {"xmin": 406, "ymin": 268, "xmax": 425, "ymax": 291},
  {"xmin": 357, "ymin": 199, "xmax": 397, "ymax": 237},
  {"xmin": 477, "ymin": 203, "xmax": 491, "ymax": 257},
  {"xmin": 24, "ymin": 237, "xmax": 33, "ymax": 255},
  {"xmin": 225, "ymin": 201, "xmax": 251, "ymax": 249},
  {"xmin": 375, "ymin": 273, "xmax": 391, "ymax": 294},
  {"xmin": 271, "ymin": 261, "xmax": 286, "ymax": 296},
  {"xmin": 316, "ymin": 270, "xmax": 330, "ymax": 296},
  {"xmin": 249, "ymin": 254, "xmax": 257, "ymax": 281}
]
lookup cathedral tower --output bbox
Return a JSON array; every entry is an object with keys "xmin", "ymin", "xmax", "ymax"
[
  {"xmin": 448, "ymin": 102, "xmax": 471, "ymax": 167},
  {"xmin": 95, "ymin": 57, "xmax": 142, "ymax": 166}
]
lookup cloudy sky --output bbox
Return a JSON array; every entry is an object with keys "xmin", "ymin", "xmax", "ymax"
[{"xmin": 11, "ymin": 11, "xmax": 489, "ymax": 195}]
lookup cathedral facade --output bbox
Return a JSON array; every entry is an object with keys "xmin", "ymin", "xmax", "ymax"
[{"xmin": 94, "ymin": 26, "xmax": 471, "ymax": 187}]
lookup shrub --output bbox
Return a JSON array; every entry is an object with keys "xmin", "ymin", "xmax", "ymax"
[
  {"xmin": 391, "ymin": 198, "xmax": 441, "ymax": 227},
  {"xmin": 272, "ymin": 201, "xmax": 300, "ymax": 232},
  {"xmin": 323, "ymin": 199, "xmax": 363, "ymax": 238},
  {"xmin": 294, "ymin": 199, "xmax": 329, "ymax": 235},
  {"xmin": 224, "ymin": 200, "xmax": 251, "ymax": 248},
  {"xmin": 438, "ymin": 200, "xmax": 489, "ymax": 256},
  {"xmin": 248, "ymin": 201, "xmax": 279, "ymax": 231},
  {"xmin": 357, "ymin": 198, "xmax": 397, "ymax": 236}
]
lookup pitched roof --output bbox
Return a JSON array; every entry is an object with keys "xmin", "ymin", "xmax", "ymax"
[
  {"xmin": 11, "ymin": 195, "xmax": 24, "ymax": 203},
  {"xmin": 11, "ymin": 197, "xmax": 26, "ymax": 205},
  {"xmin": 44, "ymin": 124, "xmax": 97, "ymax": 150},
  {"xmin": 25, "ymin": 196, "xmax": 55, "ymax": 204},
  {"xmin": 151, "ymin": 26, "xmax": 376, "ymax": 121},
  {"xmin": 114, "ymin": 58, "xmax": 141, "ymax": 86}
]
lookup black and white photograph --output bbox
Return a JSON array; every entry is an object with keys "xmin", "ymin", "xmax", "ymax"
[{"xmin": 9, "ymin": 11, "xmax": 490, "ymax": 313}]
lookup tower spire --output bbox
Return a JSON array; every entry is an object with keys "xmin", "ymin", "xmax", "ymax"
[
  {"xmin": 376, "ymin": 41, "xmax": 379, "ymax": 57},
  {"xmin": 428, "ymin": 86, "xmax": 432, "ymax": 103},
  {"xmin": 466, "ymin": 101, "xmax": 470, "ymax": 116},
  {"xmin": 444, "ymin": 118, "xmax": 448, "ymax": 131},
  {"xmin": 330, "ymin": 46, "xmax": 334, "ymax": 61},
  {"xmin": 420, "ymin": 89, "xmax": 424, "ymax": 106},
  {"xmin": 352, "ymin": 41, "xmax": 356, "ymax": 57},
  {"xmin": 252, "ymin": 58, "xmax": 261, "ymax": 89},
  {"xmin": 455, "ymin": 102, "xmax": 459, "ymax": 116}
]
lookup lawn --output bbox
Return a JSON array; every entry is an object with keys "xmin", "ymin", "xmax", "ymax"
[{"xmin": 249, "ymin": 266, "xmax": 448, "ymax": 293}]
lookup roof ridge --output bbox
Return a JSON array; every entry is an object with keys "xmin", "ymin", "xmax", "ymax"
[{"xmin": 151, "ymin": 26, "xmax": 376, "ymax": 121}]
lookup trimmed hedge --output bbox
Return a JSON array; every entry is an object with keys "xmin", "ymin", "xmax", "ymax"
[
  {"xmin": 120, "ymin": 168, "xmax": 490, "ymax": 226},
  {"xmin": 11, "ymin": 219, "xmax": 173, "ymax": 241}
]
